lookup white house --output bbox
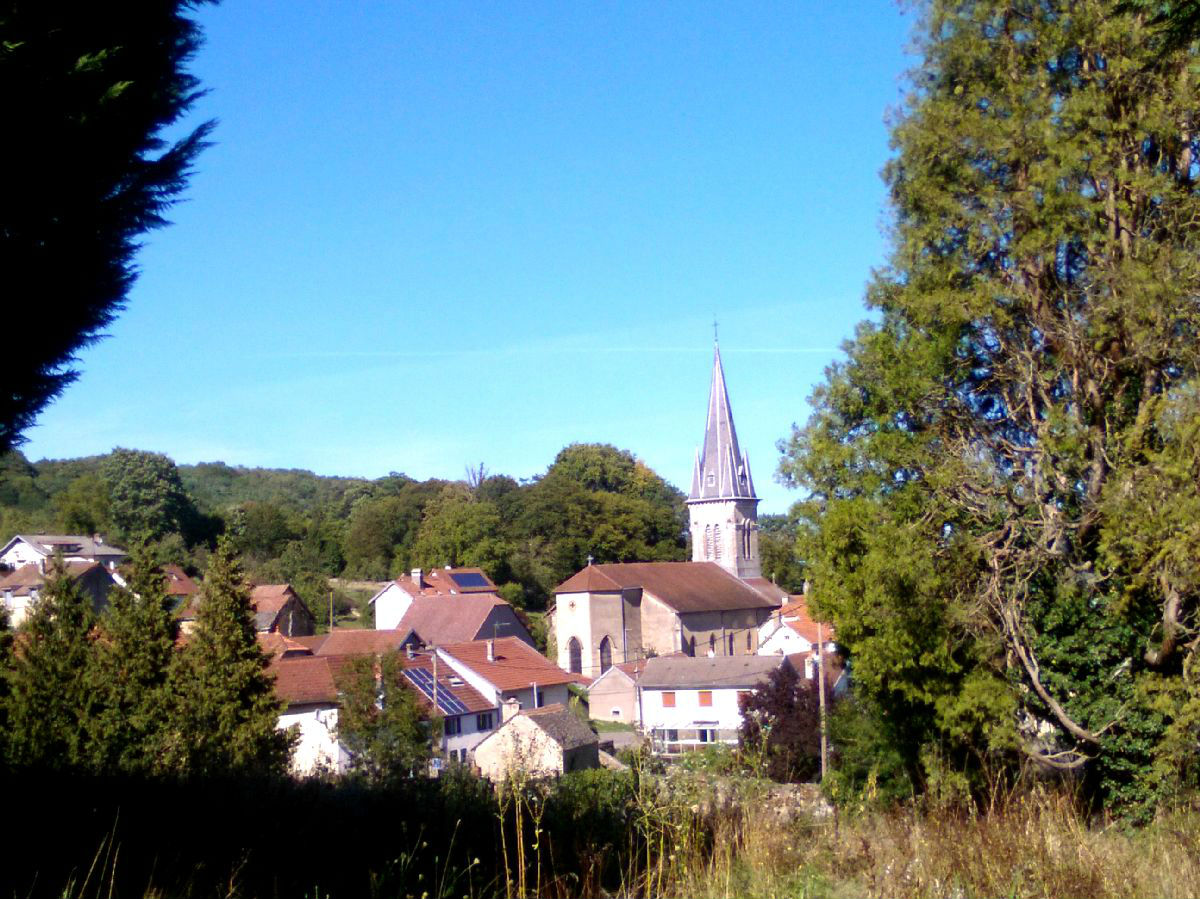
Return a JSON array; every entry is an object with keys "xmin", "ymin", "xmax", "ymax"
[
  {"xmin": 637, "ymin": 654, "xmax": 788, "ymax": 755},
  {"xmin": 270, "ymin": 654, "xmax": 353, "ymax": 776},
  {"xmin": 0, "ymin": 560, "xmax": 119, "ymax": 627},
  {"xmin": 368, "ymin": 566, "xmax": 499, "ymax": 630},
  {"xmin": 437, "ymin": 637, "xmax": 575, "ymax": 714},
  {"xmin": 0, "ymin": 534, "xmax": 127, "ymax": 573},
  {"xmin": 757, "ymin": 597, "xmax": 837, "ymax": 680},
  {"xmin": 397, "ymin": 648, "xmax": 500, "ymax": 764}
]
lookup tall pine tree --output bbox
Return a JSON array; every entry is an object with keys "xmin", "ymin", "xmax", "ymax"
[
  {"xmin": 166, "ymin": 539, "xmax": 290, "ymax": 777},
  {"xmin": 4, "ymin": 559, "xmax": 98, "ymax": 769},
  {"xmin": 84, "ymin": 553, "xmax": 179, "ymax": 774}
]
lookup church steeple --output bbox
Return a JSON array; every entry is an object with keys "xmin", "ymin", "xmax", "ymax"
[
  {"xmin": 689, "ymin": 341, "xmax": 757, "ymax": 502},
  {"xmin": 687, "ymin": 341, "xmax": 761, "ymax": 578}
]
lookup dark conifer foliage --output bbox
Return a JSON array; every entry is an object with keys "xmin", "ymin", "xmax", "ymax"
[
  {"xmin": 0, "ymin": 1, "xmax": 215, "ymax": 451},
  {"xmin": 166, "ymin": 538, "xmax": 291, "ymax": 776},
  {"xmin": 3, "ymin": 559, "xmax": 98, "ymax": 768}
]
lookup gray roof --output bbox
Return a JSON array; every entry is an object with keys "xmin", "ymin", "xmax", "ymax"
[
  {"xmin": 8, "ymin": 534, "xmax": 127, "ymax": 561},
  {"xmin": 637, "ymin": 654, "xmax": 785, "ymax": 690},
  {"xmin": 688, "ymin": 343, "xmax": 756, "ymax": 502},
  {"xmin": 523, "ymin": 705, "xmax": 598, "ymax": 751}
]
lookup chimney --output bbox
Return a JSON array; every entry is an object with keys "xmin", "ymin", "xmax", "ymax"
[
  {"xmin": 411, "ymin": 568, "xmax": 423, "ymax": 588},
  {"xmin": 486, "ymin": 639, "xmax": 495, "ymax": 662},
  {"xmin": 502, "ymin": 697, "xmax": 521, "ymax": 722}
]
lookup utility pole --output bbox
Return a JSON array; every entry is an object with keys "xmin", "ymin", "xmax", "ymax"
[{"xmin": 817, "ymin": 621, "xmax": 828, "ymax": 780}]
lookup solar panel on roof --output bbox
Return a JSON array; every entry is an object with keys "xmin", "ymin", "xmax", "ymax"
[
  {"xmin": 448, "ymin": 571, "xmax": 490, "ymax": 589},
  {"xmin": 401, "ymin": 668, "xmax": 470, "ymax": 716}
]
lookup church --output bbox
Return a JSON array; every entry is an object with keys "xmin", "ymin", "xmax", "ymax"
[{"xmin": 552, "ymin": 342, "xmax": 787, "ymax": 678}]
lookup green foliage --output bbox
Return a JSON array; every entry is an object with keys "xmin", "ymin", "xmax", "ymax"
[
  {"xmin": 781, "ymin": 0, "xmax": 1200, "ymax": 813},
  {"xmin": 757, "ymin": 514, "xmax": 806, "ymax": 592},
  {"xmin": 1, "ymin": 0, "xmax": 214, "ymax": 451},
  {"xmin": 3, "ymin": 559, "xmax": 98, "ymax": 769},
  {"xmin": 52, "ymin": 472, "xmax": 112, "ymax": 535},
  {"xmin": 84, "ymin": 553, "xmax": 178, "ymax": 774},
  {"xmin": 335, "ymin": 653, "xmax": 435, "ymax": 782},
  {"xmin": 738, "ymin": 664, "xmax": 822, "ymax": 783},
  {"xmin": 103, "ymin": 447, "xmax": 202, "ymax": 545},
  {"xmin": 166, "ymin": 539, "xmax": 290, "ymax": 777},
  {"xmin": 413, "ymin": 485, "xmax": 510, "ymax": 580}
]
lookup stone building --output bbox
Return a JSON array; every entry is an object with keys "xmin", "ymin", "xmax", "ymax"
[{"xmin": 553, "ymin": 342, "xmax": 785, "ymax": 678}]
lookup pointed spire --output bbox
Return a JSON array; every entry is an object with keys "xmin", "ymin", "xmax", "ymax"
[{"xmin": 689, "ymin": 341, "xmax": 756, "ymax": 502}]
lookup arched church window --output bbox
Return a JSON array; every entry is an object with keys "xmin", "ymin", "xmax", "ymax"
[
  {"xmin": 713, "ymin": 525, "xmax": 722, "ymax": 560},
  {"xmin": 704, "ymin": 525, "xmax": 712, "ymax": 558},
  {"xmin": 599, "ymin": 636, "xmax": 613, "ymax": 674},
  {"xmin": 708, "ymin": 634, "xmax": 716, "ymax": 656},
  {"xmin": 743, "ymin": 525, "xmax": 752, "ymax": 559},
  {"xmin": 567, "ymin": 637, "xmax": 582, "ymax": 675}
]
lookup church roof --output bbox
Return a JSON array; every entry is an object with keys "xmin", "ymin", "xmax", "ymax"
[
  {"xmin": 554, "ymin": 561, "xmax": 779, "ymax": 613},
  {"xmin": 689, "ymin": 342, "xmax": 757, "ymax": 502}
]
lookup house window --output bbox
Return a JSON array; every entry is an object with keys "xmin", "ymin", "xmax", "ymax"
[
  {"xmin": 699, "ymin": 691, "xmax": 713, "ymax": 707},
  {"xmin": 708, "ymin": 634, "xmax": 715, "ymax": 655},
  {"xmin": 567, "ymin": 637, "xmax": 582, "ymax": 675},
  {"xmin": 746, "ymin": 631, "xmax": 752, "ymax": 651},
  {"xmin": 536, "ymin": 689, "xmax": 545, "ymax": 707},
  {"xmin": 666, "ymin": 728, "xmax": 679, "ymax": 742},
  {"xmin": 727, "ymin": 634, "xmax": 735, "ymax": 655},
  {"xmin": 698, "ymin": 728, "xmax": 716, "ymax": 743},
  {"xmin": 477, "ymin": 712, "xmax": 494, "ymax": 731},
  {"xmin": 599, "ymin": 635, "xmax": 613, "ymax": 674},
  {"xmin": 662, "ymin": 691, "xmax": 676, "ymax": 708},
  {"xmin": 611, "ymin": 707, "xmax": 621, "ymax": 718},
  {"xmin": 445, "ymin": 717, "xmax": 462, "ymax": 736}
]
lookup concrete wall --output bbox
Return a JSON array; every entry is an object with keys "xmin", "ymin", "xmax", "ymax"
[
  {"xmin": 372, "ymin": 583, "xmax": 414, "ymax": 631},
  {"xmin": 553, "ymin": 590, "xmax": 595, "ymax": 674},
  {"xmin": 679, "ymin": 607, "xmax": 767, "ymax": 658},
  {"xmin": 587, "ymin": 668, "xmax": 638, "ymax": 724},
  {"xmin": 641, "ymin": 593, "xmax": 683, "ymax": 657}
]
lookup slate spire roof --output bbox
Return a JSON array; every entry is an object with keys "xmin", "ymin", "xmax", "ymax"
[{"xmin": 689, "ymin": 341, "xmax": 756, "ymax": 502}]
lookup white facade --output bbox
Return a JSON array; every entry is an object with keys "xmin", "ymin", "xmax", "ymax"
[
  {"xmin": 370, "ymin": 582, "xmax": 414, "ymax": 630},
  {"xmin": 757, "ymin": 620, "xmax": 814, "ymax": 657},
  {"xmin": 639, "ymin": 684, "xmax": 750, "ymax": 750},
  {"xmin": 278, "ymin": 704, "xmax": 351, "ymax": 776},
  {"xmin": 3, "ymin": 593, "xmax": 35, "ymax": 628},
  {"xmin": 439, "ymin": 708, "xmax": 499, "ymax": 763},
  {"xmin": 436, "ymin": 647, "xmax": 570, "ymax": 712}
]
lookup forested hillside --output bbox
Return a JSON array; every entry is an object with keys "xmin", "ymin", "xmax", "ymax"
[{"xmin": 0, "ymin": 443, "xmax": 704, "ymax": 615}]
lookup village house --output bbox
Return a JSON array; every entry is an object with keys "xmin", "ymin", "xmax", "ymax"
[
  {"xmin": 162, "ymin": 563, "xmax": 199, "ymax": 608},
  {"xmin": 552, "ymin": 344, "xmax": 787, "ymax": 678},
  {"xmin": 397, "ymin": 648, "xmax": 499, "ymax": 764},
  {"xmin": 0, "ymin": 560, "xmax": 119, "ymax": 626},
  {"xmin": 369, "ymin": 566, "xmax": 498, "ymax": 629},
  {"xmin": 758, "ymin": 597, "xmax": 836, "ymax": 664},
  {"xmin": 637, "ymin": 654, "xmax": 788, "ymax": 755},
  {"xmin": 0, "ymin": 534, "xmax": 128, "ymax": 573},
  {"xmin": 270, "ymin": 653, "xmax": 353, "ymax": 776},
  {"xmin": 393, "ymin": 593, "xmax": 534, "ymax": 649},
  {"xmin": 585, "ymin": 657, "xmax": 656, "ymax": 726},
  {"xmin": 250, "ymin": 584, "xmax": 316, "ymax": 637},
  {"xmin": 437, "ymin": 637, "xmax": 575, "ymax": 713},
  {"xmin": 473, "ymin": 700, "xmax": 600, "ymax": 782}
]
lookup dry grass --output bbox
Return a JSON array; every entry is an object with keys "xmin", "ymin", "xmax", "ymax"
[{"xmin": 662, "ymin": 786, "xmax": 1200, "ymax": 899}]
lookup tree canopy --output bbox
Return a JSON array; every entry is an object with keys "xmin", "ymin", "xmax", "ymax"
[{"xmin": 780, "ymin": 0, "xmax": 1200, "ymax": 813}]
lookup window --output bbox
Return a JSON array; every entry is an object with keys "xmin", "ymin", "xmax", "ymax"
[
  {"xmin": 662, "ymin": 691, "xmax": 676, "ymax": 708},
  {"xmin": 611, "ymin": 707, "xmax": 622, "ymax": 718},
  {"xmin": 536, "ymin": 689, "xmax": 545, "ymax": 707},
  {"xmin": 746, "ymin": 631, "xmax": 752, "ymax": 651},
  {"xmin": 698, "ymin": 728, "xmax": 716, "ymax": 743},
  {"xmin": 567, "ymin": 637, "xmax": 582, "ymax": 675},
  {"xmin": 666, "ymin": 728, "xmax": 679, "ymax": 742},
  {"xmin": 709, "ymin": 634, "xmax": 715, "ymax": 655},
  {"xmin": 713, "ymin": 525, "xmax": 722, "ymax": 559},
  {"xmin": 704, "ymin": 524, "xmax": 712, "ymax": 558},
  {"xmin": 699, "ymin": 691, "xmax": 713, "ymax": 707},
  {"xmin": 727, "ymin": 634, "xmax": 735, "ymax": 655},
  {"xmin": 445, "ymin": 716, "xmax": 462, "ymax": 736},
  {"xmin": 477, "ymin": 712, "xmax": 494, "ymax": 731},
  {"xmin": 599, "ymin": 635, "xmax": 613, "ymax": 674}
]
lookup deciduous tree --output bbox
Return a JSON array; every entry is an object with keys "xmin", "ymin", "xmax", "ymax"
[{"xmin": 335, "ymin": 653, "xmax": 434, "ymax": 783}]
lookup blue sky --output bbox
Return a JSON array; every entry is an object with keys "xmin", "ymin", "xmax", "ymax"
[{"xmin": 24, "ymin": 1, "xmax": 915, "ymax": 514}]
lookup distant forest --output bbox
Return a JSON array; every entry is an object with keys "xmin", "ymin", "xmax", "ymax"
[{"xmin": 0, "ymin": 444, "xmax": 805, "ymax": 621}]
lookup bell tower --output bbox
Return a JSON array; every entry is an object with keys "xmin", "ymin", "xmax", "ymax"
[{"xmin": 686, "ymin": 341, "xmax": 760, "ymax": 579}]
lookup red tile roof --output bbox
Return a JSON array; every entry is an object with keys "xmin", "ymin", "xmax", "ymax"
[
  {"xmin": 270, "ymin": 655, "xmax": 352, "ymax": 706},
  {"xmin": 398, "ymin": 651, "xmax": 495, "ymax": 715},
  {"xmin": 0, "ymin": 561, "xmax": 105, "ymax": 596},
  {"xmin": 396, "ymin": 593, "xmax": 530, "ymax": 646},
  {"xmin": 161, "ymin": 564, "xmax": 199, "ymax": 598},
  {"xmin": 555, "ymin": 562, "xmax": 780, "ymax": 614},
  {"xmin": 440, "ymin": 637, "xmax": 575, "ymax": 692},
  {"xmin": 777, "ymin": 597, "xmax": 835, "ymax": 644},
  {"xmin": 304, "ymin": 628, "xmax": 409, "ymax": 657},
  {"xmin": 390, "ymin": 567, "xmax": 497, "ymax": 597},
  {"xmin": 257, "ymin": 632, "xmax": 314, "ymax": 660},
  {"xmin": 250, "ymin": 584, "xmax": 296, "ymax": 615}
]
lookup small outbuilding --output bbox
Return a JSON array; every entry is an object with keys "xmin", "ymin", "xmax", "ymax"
[{"xmin": 473, "ymin": 701, "xmax": 599, "ymax": 782}]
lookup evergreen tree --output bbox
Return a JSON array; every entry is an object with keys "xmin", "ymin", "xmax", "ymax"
[
  {"xmin": 780, "ymin": 0, "xmax": 1200, "ymax": 811},
  {"xmin": 336, "ymin": 653, "xmax": 433, "ymax": 783},
  {"xmin": 84, "ymin": 553, "xmax": 178, "ymax": 774},
  {"xmin": 4, "ymin": 559, "xmax": 98, "ymax": 768},
  {"xmin": 1, "ymin": 1, "xmax": 215, "ymax": 451},
  {"xmin": 167, "ymin": 539, "xmax": 290, "ymax": 777}
]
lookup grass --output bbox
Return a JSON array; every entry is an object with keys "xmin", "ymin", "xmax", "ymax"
[{"xmin": 591, "ymin": 718, "xmax": 636, "ymax": 733}]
